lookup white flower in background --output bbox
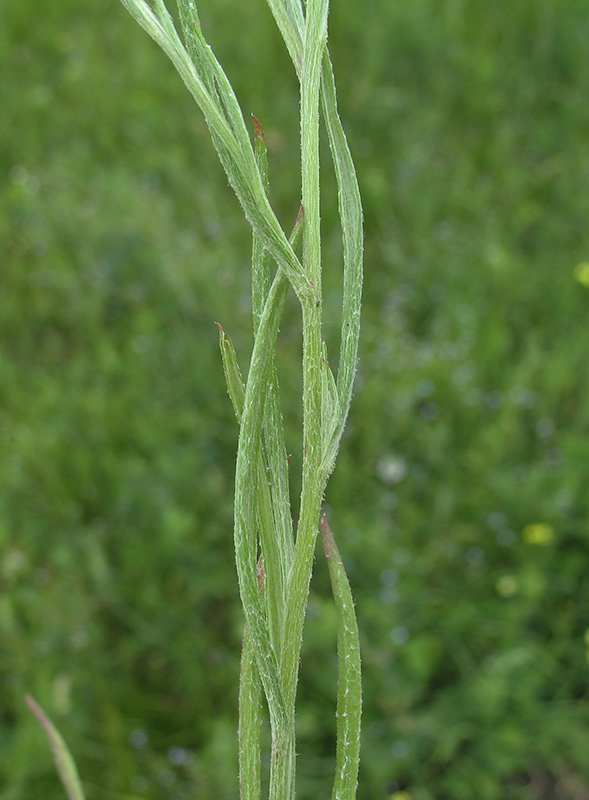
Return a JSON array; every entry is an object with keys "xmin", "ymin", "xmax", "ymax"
[{"xmin": 376, "ymin": 454, "xmax": 408, "ymax": 485}]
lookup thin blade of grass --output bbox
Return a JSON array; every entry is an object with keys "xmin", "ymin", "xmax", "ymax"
[
  {"xmin": 256, "ymin": 205, "xmax": 306, "ymax": 643},
  {"xmin": 320, "ymin": 519, "xmax": 362, "ymax": 800},
  {"xmin": 251, "ymin": 115, "xmax": 272, "ymax": 334},
  {"xmin": 216, "ymin": 317, "xmax": 289, "ymax": 653},
  {"xmin": 320, "ymin": 338, "xmax": 339, "ymax": 455},
  {"xmin": 219, "ymin": 204, "xmax": 305, "ymax": 654},
  {"xmin": 176, "ymin": 0, "xmax": 217, "ymax": 97},
  {"xmin": 119, "ymin": 0, "xmax": 311, "ymax": 301},
  {"xmin": 264, "ymin": 0, "xmax": 304, "ymax": 77},
  {"xmin": 257, "ymin": 452, "xmax": 289, "ymax": 652},
  {"xmin": 259, "ymin": 206, "xmax": 304, "ymax": 589},
  {"xmin": 217, "ymin": 323, "xmax": 246, "ymax": 423},
  {"xmin": 262, "ymin": 0, "xmax": 363, "ymax": 477},
  {"xmin": 233, "ymin": 270, "xmax": 290, "ymax": 732},
  {"xmin": 319, "ymin": 50, "xmax": 363, "ymax": 475},
  {"xmin": 26, "ymin": 694, "xmax": 86, "ymax": 800}
]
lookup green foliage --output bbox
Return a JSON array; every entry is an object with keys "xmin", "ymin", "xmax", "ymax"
[{"xmin": 2, "ymin": 0, "xmax": 589, "ymax": 799}]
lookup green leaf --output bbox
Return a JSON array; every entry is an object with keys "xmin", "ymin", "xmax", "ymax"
[
  {"xmin": 119, "ymin": 0, "xmax": 311, "ymax": 302},
  {"xmin": 265, "ymin": 0, "xmax": 304, "ymax": 77},
  {"xmin": 251, "ymin": 114, "xmax": 271, "ymax": 335},
  {"xmin": 260, "ymin": 1, "xmax": 364, "ymax": 478},
  {"xmin": 217, "ymin": 318, "xmax": 291, "ymax": 655},
  {"xmin": 256, "ymin": 206, "xmax": 307, "ymax": 653},
  {"xmin": 320, "ymin": 337, "xmax": 340, "ymax": 456},
  {"xmin": 320, "ymin": 518, "xmax": 362, "ymax": 800},
  {"xmin": 233, "ymin": 271, "xmax": 290, "ymax": 732},
  {"xmin": 216, "ymin": 322, "xmax": 246, "ymax": 423},
  {"xmin": 26, "ymin": 694, "xmax": 86, "ymax": 800},
  {"xmin": 176, "ymin": 1, "xmax": 217, "ymax": 98},
  {"xmin": 320, "ymin": 51, "xmax": 363, "ymax": 452},
  {"xmin": 258, "ymin": 204, "xmax": 304, "ymax": 586}
]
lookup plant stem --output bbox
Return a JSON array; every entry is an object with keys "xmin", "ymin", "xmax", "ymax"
[
  {"xmin": 116, "ymin": 4, "xmax": 363, "ymax": 799},
  {"xmin": 239, "ymin": 626, "xmax": 262, "ymax": 800},
  {"xmin": 269, "ymin": 11, "xmax": 329, "ymax": 799}
]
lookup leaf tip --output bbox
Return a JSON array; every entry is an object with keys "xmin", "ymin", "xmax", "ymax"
[
  {"xmin": 251, "ymin": 113, "xmax": 265, "ymax": 142},
  {"xmin": 321, "ymin": 515, "xmax": 335, "ymax": 559}
]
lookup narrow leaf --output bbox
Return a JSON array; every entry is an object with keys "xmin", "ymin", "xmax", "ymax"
[
  {"xmin": 289, "ymin": 203, "xmax": 305, "ymax": 252},
  {"xmin": 216, "ymin": 315, "xmax": 292, "ymax": 649},
  {"xmin": 259, "ymin": 204, "xmax": 305, "ymax": 581},
  {"xmin": 233, "ymin": 270, "xmax": 290, "ymax": 732},
  {"xmin": 264, "ymin": 0, "xmax": 304, "ymax": 77},
  {"xmin": 216, "ymin": 322, "xmax": 245, "ymax": 423},
  {"xmin": 320, "ymin": 51, "xmax": 363, "ymax": 432},
  {"xmin": 177, "ymin": 1, "xmax": 218, "ymax": 98},
  {"xmin": 26, "ymin": 694, "xmax": 86, "ymax": 800},
  {"xmin": 251, "ymin": 114, "xmax": 271, "ymax": 334},
  {"xmin": 257, "ymin": 452, "xmax": 289, "ymax": 652},
  {"xmin": 120, "ymin": 0, "xmax": 311, "ymax": 301},
  {"xmin": 260, "ymin": 2, "xmax": 364, "ymax": 476},
  {"xmin": 320, "ymin": 518, "xmax": 362, "ymax": 800},
  {"xmin": 320, "ymin": 338, "xmax": 338, "ymax": 456}
]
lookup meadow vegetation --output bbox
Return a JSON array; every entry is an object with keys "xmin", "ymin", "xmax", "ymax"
[{"xmin": 2, "ymin": 1, "xmax": 589, "ymax": 799}]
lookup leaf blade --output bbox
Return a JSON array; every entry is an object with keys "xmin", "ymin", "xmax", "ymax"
[
  {"xmin": 216, "ymin": 322, "xmax": 246, "ymax": 423},
  {"xmin": 320, "ymin": 519, "xmax": 362, "ymax": 800},
  {"xmin": 26, "ymin": 694, "xmax": 86, "ymax": 800}
]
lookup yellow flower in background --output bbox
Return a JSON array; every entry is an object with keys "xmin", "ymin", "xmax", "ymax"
[
  {"xmin": 584, "ymin": 629, "xmax": 589, "ymax": 647},
  {"xmin": 389, "ymin": 793, "xmax": 413, "ymax": 800},
  {"xmin": 522, "ymin": 523, "xmax": 554, "ymax": 545},
  {"xmin": 574, "ymin": 262, "xmax": 589, "ymax": 287}
]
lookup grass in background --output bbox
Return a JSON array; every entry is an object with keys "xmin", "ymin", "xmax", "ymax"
[{"xmin": 2, "ymin": 1, "xmax": 589, "ymax": 799}]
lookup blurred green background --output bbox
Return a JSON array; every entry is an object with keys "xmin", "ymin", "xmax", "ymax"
[{"xmin": 2, "ymin": 0, "xmax": 589, "ymax": 798}]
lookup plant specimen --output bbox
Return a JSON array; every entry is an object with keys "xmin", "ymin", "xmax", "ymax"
[{"xmin": 29, "ymin": 1, "xmax": 363, "ymax": 798}]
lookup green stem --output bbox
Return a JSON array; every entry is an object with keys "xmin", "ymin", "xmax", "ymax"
[
  {"xmin": 269, "ymin": 723, "xmax": 296, "ymax": 800},
  {"xmin": 117, "ymin": 4, "xmax": 363, "ymax": 799},
  {"xmin": 279, "ymin": 0, "xmax": 329, "ymax": 755},
  {"xmin": 239, "ymin": 625, "xmax": 262, "ymax": 800}
]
